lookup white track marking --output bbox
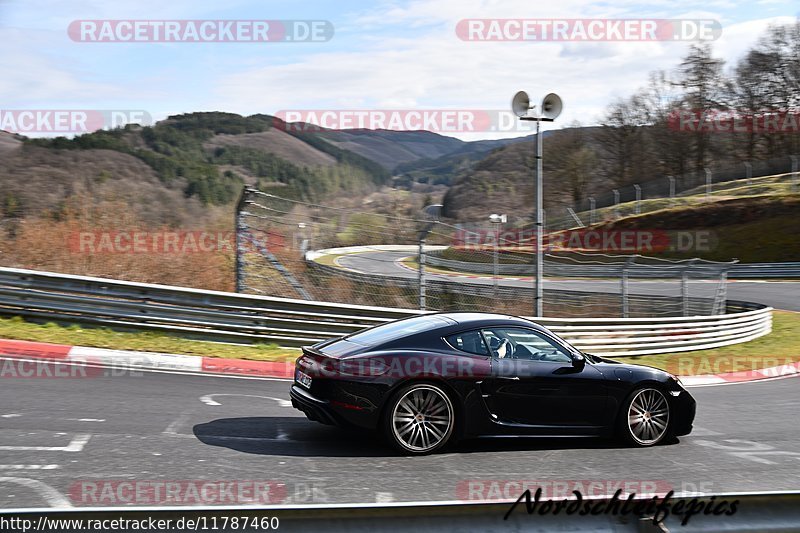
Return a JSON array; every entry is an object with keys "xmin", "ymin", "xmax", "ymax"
[
  {"xmin": 0, "ymin": 356, "xmax": 292, "ymax": 382},
  {"xmin": 0, "ymin": 434, "xmax": 91, "ymax": 452},
  {"xmin": 200, "ymin": 394, "xmax": 292, "ymax": 407},
  {"xmin": 65, "ymin": 418, "xmax": 105, "ymax": 422},
  {"xmin": 1, "ymin": 413, "xmax": 22, "ymax": 418},
  {"xmin": 162, "ymin": 413, "xmax": 194, "ymax": 439},
  {"xmin": 0, "ymin": 477, "xmax": 72, "ymax": 507},
  {"xmin": 0, "ymin": 465, "xmax": 59, "ymax": 470}
]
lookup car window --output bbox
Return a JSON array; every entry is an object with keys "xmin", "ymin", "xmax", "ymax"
[
  {"xmin": 344, "ymin": 315, "xmax": 451, "ymax": 346},
  {"xmin": 445, "ymin": 330, "xmax": 490, "ymax": 356},
  {"xmin": 482, "ymin": 327, "xmax": 573, "ymax": 363}
]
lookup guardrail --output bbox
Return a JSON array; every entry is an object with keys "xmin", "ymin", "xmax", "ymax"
[
  {"xmin": 0, "ymin": 267, "xmax": 772, "ymax": 357},
  {"xmin": 425, "ymin": 253, "xmax": 800, "ymax": 279}
]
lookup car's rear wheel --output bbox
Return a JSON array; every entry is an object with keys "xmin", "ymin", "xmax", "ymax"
[
  {"xmin": 383, "ymin": 383, "xmax": 454, "ymax": 455},
  {"xmin": 620, "ymin": 387, "xmax": 671, "ymax": 447}
]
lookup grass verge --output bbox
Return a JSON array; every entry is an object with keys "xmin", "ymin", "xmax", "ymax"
[
  {"xmin": 615, "ymin": 310, "xmax": 800, "ymax": 375},
  {"xmin": 0, "ymin": 316, "xmax": 300, "ymax": 362}
]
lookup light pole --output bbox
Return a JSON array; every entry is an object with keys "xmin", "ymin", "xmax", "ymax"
[
  {"xmin": 512, "ymin": 91, "xmax": 563, "ymax": 317},
  {"xmin": 489, "ymin": 213, "xmax": 507, "ymax": 297}
]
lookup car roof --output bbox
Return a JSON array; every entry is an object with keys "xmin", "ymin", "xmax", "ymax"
[{"xmin": 429, "ymin": 312, "xmax": 547, "ymax": 331}]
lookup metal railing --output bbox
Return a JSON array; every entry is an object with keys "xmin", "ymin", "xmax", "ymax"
[
  {"xmin": 0, "ymin": 267, "xmax": 772, "ymax": 357},
  {"xmin": 424, "ymin": 253, "xmax": 800, "ymax": 279}
]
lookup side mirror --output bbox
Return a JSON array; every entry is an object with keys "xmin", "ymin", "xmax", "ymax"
[{"xmin": 572, "ymin": 353, "xmax": 586, "ymax": 370}]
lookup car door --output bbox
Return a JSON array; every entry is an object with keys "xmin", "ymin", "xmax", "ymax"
[{"xmin": 480, "ymin": 327, "xmax": 608, "ymax": 430}]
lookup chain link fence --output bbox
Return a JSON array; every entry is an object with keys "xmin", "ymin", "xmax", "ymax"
[
  {"xmin": 235, "ymin": 187, "xmax": 734, "ymax": 318},
  {"xmin": 547, "ymin": 154, "xmax": 799, "ymax": 231}
]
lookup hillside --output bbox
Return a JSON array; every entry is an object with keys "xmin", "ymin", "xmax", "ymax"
[{"xmin": 589, "ymin": 194, "xmax": 800, "ymax": 263}]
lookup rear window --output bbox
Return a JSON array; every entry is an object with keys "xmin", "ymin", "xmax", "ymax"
[{"xmin": 344, "ymin": 315, "xmax": 451, "ymax": 347}]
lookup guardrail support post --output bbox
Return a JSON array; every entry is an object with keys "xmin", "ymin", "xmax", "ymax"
[{"xmin": 633, "ymin": 184, "xmax": 641, "ymax": 215}]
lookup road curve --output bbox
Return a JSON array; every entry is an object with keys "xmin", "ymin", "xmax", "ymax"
[
  {"xmin": 335, "ymin": 251, "xmax": 800, "ymax": 311},
  {"xmin": 0, "ymin": 363, "xmax": 798, "ymax": 509}
]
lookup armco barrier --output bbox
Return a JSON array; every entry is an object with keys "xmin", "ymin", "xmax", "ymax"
[
  {"xmin": 425, "ymin": 253, "xmax": 800, "ymax": 279},
  {"xmin": 0, "ymin": 267, "xmax": 771, "ymax": 357}
]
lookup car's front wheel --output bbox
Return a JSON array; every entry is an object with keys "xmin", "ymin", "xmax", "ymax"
[
  {"xmin": 383, "ymin": 383, "xmax": 454, "ymax": 455},
  {"xmin": 620, "ymin": 387, "xmax": 671, "ymax": 447}
]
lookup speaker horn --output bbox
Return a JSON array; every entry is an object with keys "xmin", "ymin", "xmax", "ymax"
[
  {"xmin": 511, "ymin": 91, "xmax": 533, "ymax": 118},
  {"xmin": 540, "ymin": 93, "xmax": 563, "ymax": 120}
]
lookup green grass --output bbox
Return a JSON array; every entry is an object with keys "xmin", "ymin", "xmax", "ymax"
[
  {"xmin": 0, "ymin": 316, "xmax": 300, "ymax": 362},
  {"xmin": 586, "ymin": 172, "xmax": 796, "ymax": 224},
  {"xmin": 616, "ymin": 310, "xmax": 800, "ymax": 375}
]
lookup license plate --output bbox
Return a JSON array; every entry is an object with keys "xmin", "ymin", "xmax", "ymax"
[{"xmin": 295, "ymin": 369, "xmax": 312, "ymax": 388}]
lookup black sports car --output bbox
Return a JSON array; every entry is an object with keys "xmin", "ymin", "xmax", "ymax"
[{"xmin": 290, "ymin": 312, "xmax": 695, "ymax": 455}]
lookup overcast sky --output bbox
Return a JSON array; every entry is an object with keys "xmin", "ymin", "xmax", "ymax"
[{"xmin": 1, "ymin": 0, "xmax": 797, "ymax": 140}]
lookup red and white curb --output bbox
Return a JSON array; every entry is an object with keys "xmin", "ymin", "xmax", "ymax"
[
  {"xmin": 1, "ymin": 337, "xmax": 798, "ymax": 385},
  {"xmin": 0, "ymin": 339, "xmax": 294, "ymax": 379}
]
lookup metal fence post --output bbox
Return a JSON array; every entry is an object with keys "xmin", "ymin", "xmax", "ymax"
[
  {"xmin": 234, "ymin": 187, "xmax": 250, "ymax": 293},
  {"xmin": 681, "ymin": 271, "xmax": 689, "ymax": 316},
  {"xmin": 681, "ymin": 259, "xmax": 697, "ymax": 317},
  {"xmin": 633, "ymin": 184, "xmax": 641, "ymax": 215},
  {"xmin": 791, "ymin": 156, "xmax": 799, "ymax": 193},
  {"xmin": 745, "ymin": 162, "xmax": 752, "ymax": 185},
  {"xmin": 712, "ymin": 270, "xmax": 728, "ymax": 315},
  {"xmin": 621, "ymin": 266, "xmax": 629, "ymax": 318},
  {"xmin": 589, "ymin": 197, "xmax": 596, "ymax": 225},
  {"xmin": 417, "ymin": 204, "xmax": 442, "ymax": 311},
  {"xmin": 668, "ymin": 176, "xmax": 676, "ymax": 205},
  {"xmin": 621, "ymin": 256, "xmax": 637, "ymax": 318},
  {"xmin": 613, "ymin": 189, "xmax": 620, "ymax": 219},
  {"xmin": 705, "ymin": 168, "xmax": 712, "ymax": 200},
  {"xmin": 418, "ymin": 237, "xmax": 426, "ymax": 310}
]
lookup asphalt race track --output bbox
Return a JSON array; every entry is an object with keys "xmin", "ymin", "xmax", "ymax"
[
  {"xmin": 1, "ymin": 364, "xmax": 798, "ymax": 509},
  {"xmin": 336, "ymin": 251, "xmax": 800, "ymax": 311}
]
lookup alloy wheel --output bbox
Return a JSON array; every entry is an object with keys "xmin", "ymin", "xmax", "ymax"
[{"xmin": 391, "ymin": 385, "xmax": 453, "ymax": 453}]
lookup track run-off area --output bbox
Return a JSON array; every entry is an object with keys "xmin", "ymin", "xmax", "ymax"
[{"xmin": 0, "ymin": 364, "xmax": 798, "ymax": 509}]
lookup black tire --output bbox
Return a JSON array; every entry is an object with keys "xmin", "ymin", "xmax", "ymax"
[
  {"xmin": 381, "ymin": 382, "xmax": 455, "ymax": 455},
  {"xmin": 618, "ymin": 386, "xmax": 671, "ymax": 447}
]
